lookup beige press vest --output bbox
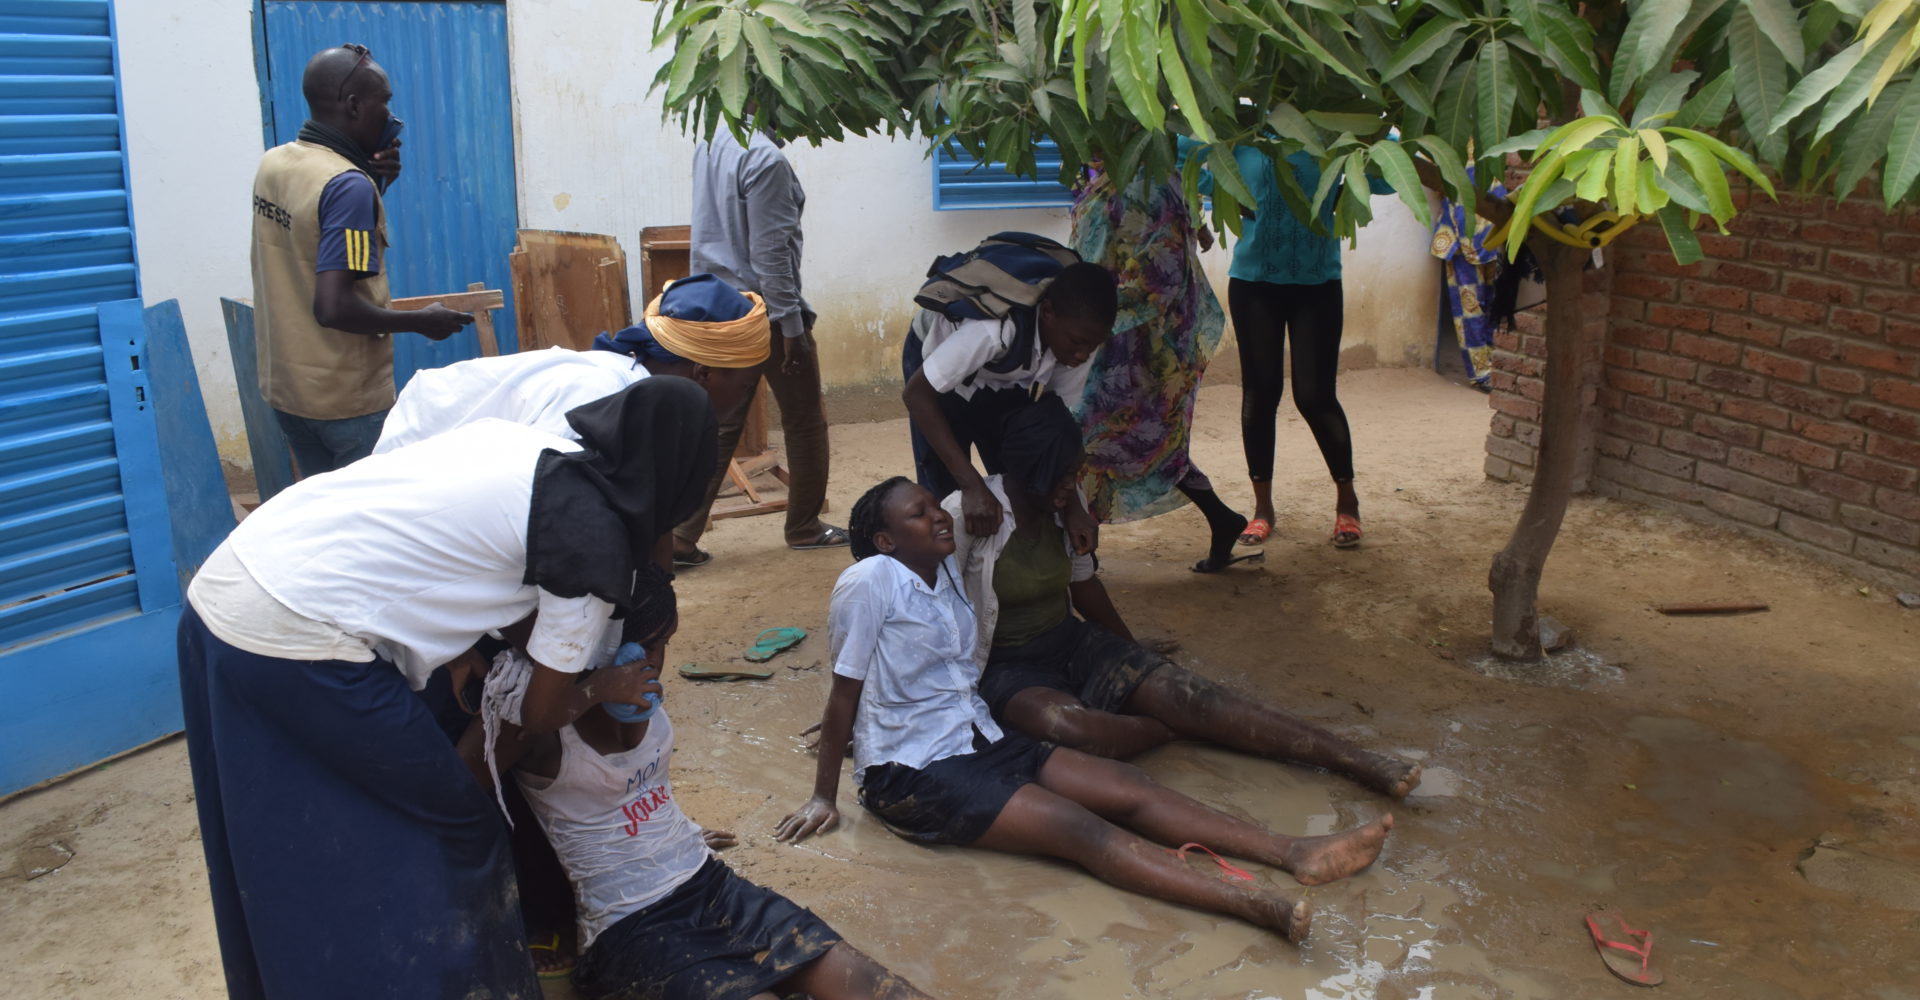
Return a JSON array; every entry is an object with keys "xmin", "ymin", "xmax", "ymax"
[{"xmin": 251, "ymin": 141, "xmax": 394, "ymax": 419}]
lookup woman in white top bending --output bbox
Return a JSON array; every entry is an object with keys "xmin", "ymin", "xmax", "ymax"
[{"xmin": 777, "ymin": 477, "xmax": 1395, "ymax": 943}]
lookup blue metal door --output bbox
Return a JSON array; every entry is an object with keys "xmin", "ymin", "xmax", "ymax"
[{"xmin": 257, "ymin": 0, "xmax": 519, "ymax": 384}]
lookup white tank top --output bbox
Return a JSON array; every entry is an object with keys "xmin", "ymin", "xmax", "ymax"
[{"xmin": 515, "ymin": 708, "xmax": 710, "ymax": 948}]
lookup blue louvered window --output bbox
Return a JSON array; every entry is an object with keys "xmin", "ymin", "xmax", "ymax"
[{"xmin": 932, "ymin": 139, "xmax": 1075, "ymax": 210}]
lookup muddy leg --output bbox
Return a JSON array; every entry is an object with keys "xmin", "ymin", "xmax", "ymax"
[
  {"xmin": 974, "ymin": 780, "xmax": 1311, "ymax": 941},
  {"xmin": 1004, "ymin": 687, "xmax": 1176, "ymax": 759},
  {"xmin": 778, "ymin": 941, "xmax": 932, "ymax": 1000},
  {"xmin": 1125, "ymin": 665, "xmax": 1422, "ymax": 798}
]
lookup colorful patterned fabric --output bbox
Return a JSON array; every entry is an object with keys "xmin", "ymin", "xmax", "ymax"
[
  {"xmin": 1070, "ymin": 170, "xmax": 1226, "ymax": 522},
  {"xmin": 1430, "ymin": 183, "xmax": 1508, "ymax": 385}
]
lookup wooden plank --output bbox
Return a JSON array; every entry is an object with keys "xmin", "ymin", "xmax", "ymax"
[
  {"xmin": 389, "ymin": 288, "xmax": 505, "ymax": 314},
  {"xmin": 639, "ymin": 224, "xmax": 691, "ymax": 306},
  {"xmin": 467, "ymin": 282, "xmax": 499, "ymax": 357},
  {"xmin": 218, "ymin": 297, "xmax": 296, "ymax": 501},
  {"xmin": 511, "ymin": 230, "xmax": 632, "ymax": 352},
  {"xmin": 1652, "ymin": 601, "xmax": 1770, "ymax": 616}
]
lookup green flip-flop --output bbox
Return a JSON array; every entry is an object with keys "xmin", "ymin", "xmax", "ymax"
[
  {"xmin": 744, "ymin": 627, "xmax": 807, "ymax": 663},
  {"xmin": 676, "ymin": 662, "xmax": 775, "ymax": 681}
]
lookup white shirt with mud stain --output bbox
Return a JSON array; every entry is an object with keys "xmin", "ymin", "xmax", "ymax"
[
  {"xmin": 830, "ymin": 552, "xmax": 1002, "ymax": 781},
  {"xmin": 189, "ymin": 418, "xmax": 613, "ymax": 689},
  {"xmin": 371, "ymin": 347, "xmax": 648, "ymax": 453}
]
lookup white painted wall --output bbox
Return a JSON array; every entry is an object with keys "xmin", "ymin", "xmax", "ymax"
[{"xmin": 116, "ymin": 0, "xmax": 1437, "ymax": 471}]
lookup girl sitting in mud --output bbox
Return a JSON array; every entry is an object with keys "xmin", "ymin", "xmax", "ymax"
[
  {"xmin": 776, "ymin": 476, "xmax": 1395, "ymax": 943},
  {"xmin": 958, "ymin": 397, "xmax": 1422, "ymax": 799},
  {"xmin": 462, "ymin": 573, "xmax": 931, "ymax": 1000}
]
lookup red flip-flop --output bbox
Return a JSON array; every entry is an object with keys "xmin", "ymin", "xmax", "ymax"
[
  {"xmin": 1585, "ymin": 910, "xmax": 1663, "ymax": 987},
  {"xmin": 1332, "ymin": 512, "xmax": 1362, "ymax": 549},
  {"xmin": 1238, "ymin": 517, "xmax": 1272, "ymax": 546}
]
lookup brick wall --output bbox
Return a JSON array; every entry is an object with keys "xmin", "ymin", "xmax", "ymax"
[{"xmin": 1485, "ymin": 187, "xmax": 1920, "ymax": 589}]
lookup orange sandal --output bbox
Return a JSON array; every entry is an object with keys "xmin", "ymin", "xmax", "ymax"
[
  {"xmin": 1333, "ymin": 512, "xmax": 1362, "ymax": 548},
  {"xmin": 1238, "ymin": 518, "xmax": 1273, "ymax": 546}
]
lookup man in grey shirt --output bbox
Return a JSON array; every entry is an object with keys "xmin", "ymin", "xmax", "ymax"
[{"xmin": 677, "ymin": 127, "xmax": 847, "ymax": 563}]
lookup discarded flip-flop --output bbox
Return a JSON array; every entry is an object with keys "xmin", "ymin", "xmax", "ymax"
[
  {"xmin": 744, "ymin": 626, "xmax": 807, "ymax": 663},
  {"xmin": 529, "ymin": 931, "xmax": 574, "ymax": 980},
  {"xmin": 1169, "ymin": 842, "xmax": 1255, "ymax": 882},
  {"xmin": 1585, "ymin": 909, "xmax": 1664, "ymax": 987},
  {"xmin": 677, "ymin": 662, "xmax": 774, "ymax": 682},
  {"xmin": 1192, "ymin": 551, "xmax": 1264, "ymax": 574}
]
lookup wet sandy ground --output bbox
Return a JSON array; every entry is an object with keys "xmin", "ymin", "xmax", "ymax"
[{"xmin": 5, "ymin": 368, "xmax": 1918, "ymax": 999}]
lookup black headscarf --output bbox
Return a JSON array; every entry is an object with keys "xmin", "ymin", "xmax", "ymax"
[
  {"xmin": 999, "ymin": 394, "xmax": 1083, "ymax": 499},
  {"xmin": 523, "ymin": 376, "xmax": 717, "ymax": 613}
]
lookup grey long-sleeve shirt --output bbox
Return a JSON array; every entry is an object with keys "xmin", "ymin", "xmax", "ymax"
[{"xmin": 689, "ymin": 130, "xmax": 811, "ymax": 338}]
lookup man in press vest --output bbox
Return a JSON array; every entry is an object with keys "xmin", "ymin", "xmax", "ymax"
[{"xmin": 251, "ymin": 43, "xmax": 472, "ymax": 476}]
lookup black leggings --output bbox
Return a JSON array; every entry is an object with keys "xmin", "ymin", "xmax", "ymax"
[{"xmin": 1228, "ymin": 277, "xmax": 1354, "ymax": 482}]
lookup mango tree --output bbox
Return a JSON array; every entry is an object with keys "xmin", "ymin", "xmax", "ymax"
[{"xmin": 652, "ymin": 0, "xmax": 1920, "ymax": 661}]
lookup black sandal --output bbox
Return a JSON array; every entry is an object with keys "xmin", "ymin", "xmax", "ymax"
[
  {"xmin": 789, "ymin": 525, "xmax": 850, "ymax": 550},
  {"xmin": 673, "ymin": 547, "xmax": 714, "ymax": 567},
  {"xmin": 1191, "ymin": 551, "xmax": 1264, "ymax": 574}
]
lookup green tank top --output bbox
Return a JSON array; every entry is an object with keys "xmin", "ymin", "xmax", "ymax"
[{"xmin": 991, "ymin": 523, "xmax": 1072, "ymax": 647}]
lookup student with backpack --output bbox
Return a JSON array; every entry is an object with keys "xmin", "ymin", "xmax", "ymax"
[{"xmin": 901, "ymin": 233, "xmax": 1118, "ymax": 544}]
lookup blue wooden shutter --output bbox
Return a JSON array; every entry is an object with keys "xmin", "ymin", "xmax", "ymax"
[
  {"xmin": 0, "ymin": 0, "xmax": 153, "ymax": 648},
  {"xmin": 932, "ymin": 139, "xmax": 1075, "ymax": 210}
]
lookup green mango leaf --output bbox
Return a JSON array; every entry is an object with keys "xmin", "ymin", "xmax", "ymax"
[
  {"xmin": 1769, "ymin": 38, "xmax": 1869, "ymax": 133},
  {"xmin": 1833, "ymin": 81, "xmax": 1904, "ymax": 198},
  {"xmin": 1477, "ymin": 40, "xmax": 1516, "ymax": 157},
  {"xmin": 1382, "ymin": 17, "xmax": 1465, "ymax": 78},
  {"xmin": 1268, "ymin": 103, "xmax": 1328, "ymax": 157},
  {"xmin": 716, "ymin": 7, "xmax": 744, "ymax": 59},
  {"xmin": 1637, "ymin": 158, "xmax": 1672, "ymax": 213},
  {"xmin": 1434, "ymin": 60, "xmax": 1478, "ymax": 152},
  {"xmin": 1481, "ymin": 126, "xmax": 1553, "ymax": 159},
  {"xmin": 1746, "ymin": 0, "xmax": 1807, "ymax": 65},
  {"xmin": 742, "ymin": 13, "xmax": 785, "ymax": 89},
  {"xmin": 1671, "ymin": 73, "xmax": 1736, "ymax": 130},
  {"xmin": 1659, "ymin": 161, "xmax": 1712, "ymax": 213},
  {"xmin": 1614, "ymin": 131, "xmax": 1641, "ymax": 216},
  {"xmin": 1656, "ymin": 204, "xmax": 1704, "ymax": 264},
  {"xmin": 1159, "ymin": 23, "xmax": 1213, "ymax": 142},
  {"xmin": 755, "ymin": 1, "xmax": 820, "ymax": 36},
  {"xmin": 1729, "ymin": 9, "xmax": 1791, "ymax": 165},
  {"xmin": 1634, "ymin": 71, "xmax": 1700, "ymax": 127},
  {"xmin": 1886, "ymin": 77, "xmax": 1920, "ymax": 207},
  {"xmin": 1369, "ymin": 139, "xmax": 1431, "ymax": 228},
  {"xmin": 717, "ymin": 41, "xmax": 749, "ymax": 118},
  {"xmin": 1308, "ymin": 111, "xmax": 1389, "ymax": 136},
  {"xmin": 1814, "ymin": 30, "xmax": 1905, "ymax": 139},
  {"xmin": 1666, "ymin": 136, "xmax": 1736, "ymax": 221},
  {"xmin": 1576, "ymin": 147, "xmax": 1614, "ymax": 202},
  {"xmin": 1664, "ymin": 126, "xmax": 1777, "ymax": 195},
  {"xmin": 1611, "ymin": 0, "xmax": 1691, "ymax": 106},
  {"xmin": 1410, "ymin": 135, "xmax": 1474, "ymax": 206}
]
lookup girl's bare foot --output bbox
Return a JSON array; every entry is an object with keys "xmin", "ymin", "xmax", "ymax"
[
  {"xmin": 1284, "ymin": 814, "xmax": 1393, "ymax": 886},
  {"xmin": 1248, "ymin": 892, "xmax": 1313, "ymax": 943}
]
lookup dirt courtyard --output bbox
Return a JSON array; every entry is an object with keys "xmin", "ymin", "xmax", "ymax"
[{"xmin": 4, "ymin": 368, "xmax": 1918, "ymax": 999}]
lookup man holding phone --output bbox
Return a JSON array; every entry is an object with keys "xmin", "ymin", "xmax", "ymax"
[{"xmin": 250, "ymin": 43, "xmax": 473, "ymax": 476}]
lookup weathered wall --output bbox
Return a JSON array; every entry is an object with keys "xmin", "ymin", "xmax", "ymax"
[
  {"xmin": 117, "ymin": 0, "xmax": 1436, "ymax": 470},
  {"xmin": 1485, "ymin": 186, "xmax": 1920, "ymax": 589}
]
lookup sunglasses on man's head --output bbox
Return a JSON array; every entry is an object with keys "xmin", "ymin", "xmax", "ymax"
[{"xmin": 336, "ymin": 42, "xmax": 372, "ymax": 102}]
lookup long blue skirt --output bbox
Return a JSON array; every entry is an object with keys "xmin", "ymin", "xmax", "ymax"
[{"xmin": 176, "ymin": 606, "xmax": 540, "ymax": 999}]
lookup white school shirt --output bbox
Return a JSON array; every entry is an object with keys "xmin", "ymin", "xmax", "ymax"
[
  {"xmin": 910, "ymin": 309, "xmax": 1093, "ymax": 403},
  {"xmin": 942, "ymin": 476, "xmax": 1096, "ymax": 668},
  {"xmin": 829, "ymin": 553, "xmax": 1002, "ymax": 781},
  {"xmin": 516, "ymin": 708, "xmax": 710, "ymax": 950},
  {"xmin": 189, "ymin": 419, "xmax": 613, "ymax": 689},
  {"xmin": 372, "ymin": 348, "xmax": 648, "ymax": 453}
]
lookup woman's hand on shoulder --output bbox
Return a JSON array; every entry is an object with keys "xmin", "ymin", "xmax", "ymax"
[{"xmin": 775, "ymin": 796, "xmax": 840, "ymax": 843}]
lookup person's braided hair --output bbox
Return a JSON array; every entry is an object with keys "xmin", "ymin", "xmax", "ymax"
[
  {"xmin": 619, "ymin": 560, "xmax": 679, "ymax": 646},
  {"xmin": 848, "ymin": 476, "xmax": 914, "ymax": 561}
]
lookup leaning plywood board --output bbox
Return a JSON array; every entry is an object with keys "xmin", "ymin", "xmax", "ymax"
[{"xmin": 510, "ymin": 230, "xmax": 631, "ymax": 352}]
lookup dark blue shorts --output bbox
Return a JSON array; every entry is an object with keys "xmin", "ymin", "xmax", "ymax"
[
  {"xmin": 572, "ymin": 857, "xmax": 841, "ymax": 1000},
  {"xmin": 857, "ymin": 731, "xmax": 1057, "ymax": 846},
  {"xmin": 978, "ymin": 617, "xmax": 1168, "ymax": 719}
]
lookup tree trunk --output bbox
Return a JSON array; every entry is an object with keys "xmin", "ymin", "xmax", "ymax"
[{"xmin": 1488, "ymin": 239, "xmax": 1600, "ymax": 661}]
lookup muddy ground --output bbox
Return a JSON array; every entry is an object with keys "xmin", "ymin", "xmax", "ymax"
[{"xmin": 4, "ymin": 368, "xmax": 1918, "ymax": 999}]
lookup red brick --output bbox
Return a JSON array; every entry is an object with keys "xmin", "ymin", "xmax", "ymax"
[
  {"xmin": 1699, "ymin": 233, "xmax": 1747, "ymax": 257},
  {"xmin": 1876, "ymin": 486, "xmax": 1920, "ymax": 522},
  {"xmin": 1487, "ymin": 434, "xmax": 1539, "ymax": 467},
  {"xmin": 1683, "ymin": 281, "xmax": 1752, "ymax": 312},
  {"xmin": 1613, "ymin": 298, "xmax": 1647, "ymax": 322},
  {"xmin": 1494, "ymin": 330, "xmax": 1523, "ymax": 352},
  {"xmin": 1882, "ymin": 231, "xmax": 1920, "ymax": 255},
  {"xmin": 1815, "ymin": 366, "xmax": 1868, "ymax": 394},
  {"xmin": 1748, "ymin": 240, "xmax": 1822, "ymax": 269},
  {"xmin": 1839, "ymin": 452, "xmax": 1920, "ymax": 489},
  {"xmin": 1523, "ymin": 335, "xmax": 1547, "ymax": 356},
  {"xmin": 1862, "ymin": 288, "xmax": 1920, "ymax": 315},
  {"xmin": 1709, "ymin": 261, "xmax": 1779, "ymax": 291},
  {"xmin": 1699, "ymin": 365, "xmax": 1768, "ymax": 397},
  {"xmin": 1607, "ymin": 367, "xmax": 1664, "ymax": 397},
  {"xmin": 1695, "ymin": 412, "xmax": 1766, "ymax": 447},
  {"xmin": 1621, "ymin": 249, "xmax": 1704, "ymax": 277},
  {"xmin": 1489, "ymin": 412, "xmax": 1516, "ymax": 438},
  {"xmin": 1605, "ymin": 344, "xmax": 1636, "ymax": 368},
  {"xmin": 1805, "ymin": 469, "xmax": 1878, "ymax": 504},
  {"xmin": 1728, "ymin": 212, "xmax": 1799, "ymax": 240},
  {"xmin": 1615, "ymin": 273, "xmax": 1678, "ymax": 301},
  {"xmin": 1706, "ymin": 491, "xmax": 1782, "ymax": 526},
  {"xmin": 1594, "ymin": 456, "xmax": 1708, "ymax": 504},
  {"xmin": 1517, "ymin": 375, "xmax": 1546, "ymax": 402},
  {"xmin": 1751, "ymin": 293, "xmax": 1828, "ymax": 325},
  {"xmin": 1491, "ymin": 393, "xmax": 1541, "ymax": 422},
  {"xmin": 1827, "ymin": 198, "xmax": 1892, "ymax": 227},
  {"xmin": 1856, "ymin": 538, "xmax": 1920, "ymax": 575},
  {"xmin": 1828, "ymin": 251, "xmax": 1908, "ymax": 286},
  {"xmin": 1768, "ymin": 382, "xmax": 1847, "ymax": 419},
  {"xmin": 1598, "ymin": 434, "xmax": 1633, "ymax": 459},
  {"xmin": 1612, "ymin": 323, "xmax": 1669, "ymax": 351},
  {"xmin": 1623, "ymin": 394, "xmax": 1688, "ymax": 427},
  {"xmin": 1778, "ymin": 512, "xmax": 1855, "ymax": 551},
  {"xmin": 1782, "ymin": 275, "xmax": 1860, "ymax": 306},
  {"xmin": 1603, "ymin": 411, "xmax": 1662, "ymax": 446},
  {"xmin": 1671, "ymin": 332, "xmax": 1742, "ymax": 365},
  {"xmin": 1667, "ymin": 381, "xmax": 1721, "ymax": 412},
  {"xmin": 1799, "ymin": 220, "xmax": 1880, "ymax": 250},
  {"xmin": 1848, "ymin": 401, "xmax": 1920, "ymax": 436},
  {"xmin": 1839, "ymin": 503, "xmax": 1920, "ymax": 545},
  {"xmin": 1636, "ymin": 350, "xmax": 1698, "ymax": 380},
  {"xmin": 1870, "ymin": 378, "xmax": 1920, "ymax": 410},
  {"xmin": 1730, "ymin": 447, "xmax": 1801, "ymax": 483},
  {"xmin": 1710, "ymin": 313, "xmax": 1783, "ymax": 347},
  {"xmin": 1781, "ymin": 333, "xmax": 1843, "ymax": 362},
  {"xmin": 1662, "ymin": 428, "xmax": 1729, "ymax": 461},
  {"xmin": 1792, "ymin": 415, "xmax": 1867, "ymax": 449},
  {"xmin": 1647, "ymin": 304, "xmax": 1714, "ymax": 332},
  {"xmin": 1831, "ymin": 308, "xmax": 1884, "ymax": 338},
  {"xmin": 1697, "ymin": 462, "xmax": 1835, "ymax": 518},
  {"xmin": 1762, "ymin": 431, "xmax": 1838, "ymax": 469},
  {"xmin": 1719, "ymin": 397, "xmax": 1795, "ymax": 429},
  {"xmin": 1866, "ymin": 432, "xmax": 1920, "ymax": 466},
  {"xmin": 1630, "ymin": 444, "xmax": 1697, "ymax": 479},
  {"xmin": 1743, "ymin": 348, "xmax": 1813, "ymax": 383},
  {"xmin": 1841, "ymin": 344, "xmax": 1920, "ymax": 376}
]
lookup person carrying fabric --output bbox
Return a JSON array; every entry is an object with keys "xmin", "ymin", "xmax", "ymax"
[
  {"xmin": 1068, "ymin": 165, "xmax": 1254, "ymax": 573},
  {"xmin": 952, "ymin": 396, "xmax": 1422, "ymax": 799},
  {"xmin": 774, "ymin": 476, "xmax": 1399, "ymax": 945},
  {"xmin": 176, "ymin": 377, "xmax": 716, "ymax": 1000},
  {"xmin": 683, "ymin": 125, "xmax": 847, "ymax": 562},
  {"xmin": 457, "ymin": 602, "xmax": 934, "ymax": 1000},
  {"xmin": 251, "ymin": 44, "xmax": 473, "ymax": 476},
  {"xmin": 372, "ymin": 272, "xmax": 767, "ymax": 453},
  {"xmin": 1189, "ymin": 142, "xmax": 1394, "ymax": 550},
  {"xmin": 901, "ymin": 258, "xmax": 1116, "ymax": 548}
]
